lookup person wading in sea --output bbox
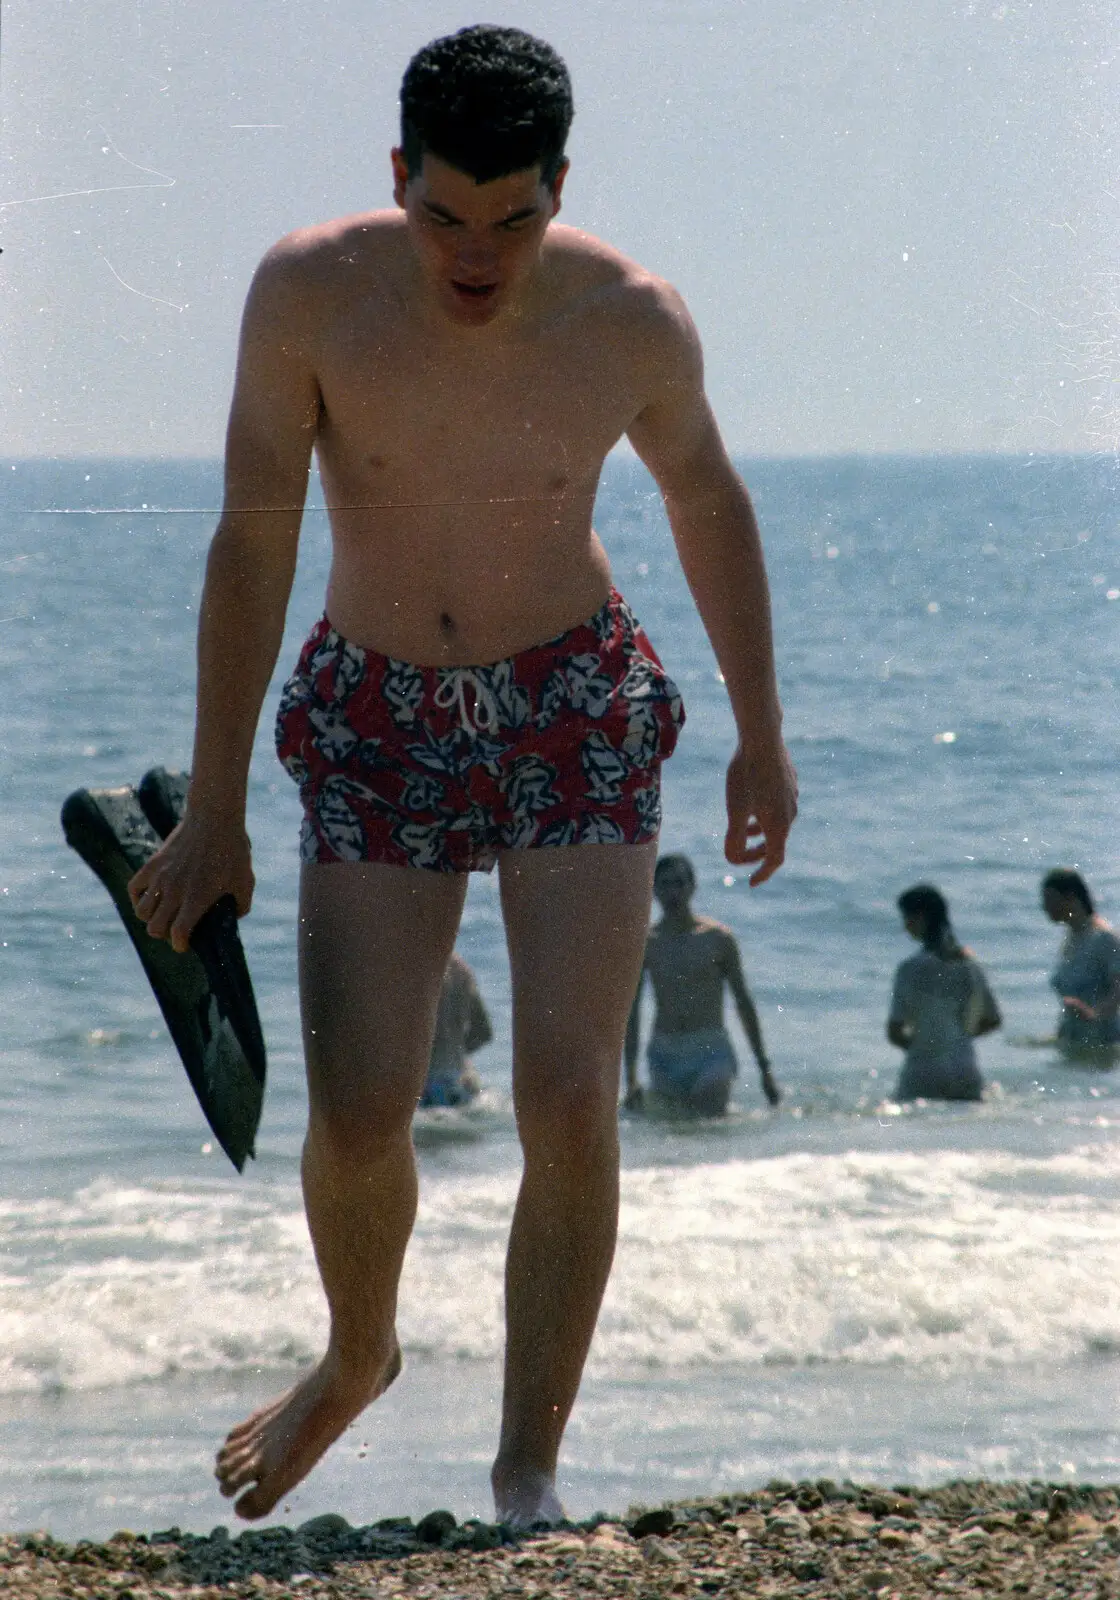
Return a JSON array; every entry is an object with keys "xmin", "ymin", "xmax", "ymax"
[
  {"xmin": 1041, "ymin": 869, "xmax": 1120, "ymax": 1058},
  {"xmin": 419, "ymin": 950, "xmax": 492, "ymax": 1107},
  {"xmin": 128, "ymin": 25, "xmax": 796, "ymax": 1526},
  {"xmin": 887, "ymin": 884, "xmax": 1000, "ymax": 1102},
  {"xmin": 624, "ymin": 854, "xmax": 780, "ymax": 1115}
]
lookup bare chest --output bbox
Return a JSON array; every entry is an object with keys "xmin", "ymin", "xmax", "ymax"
[
  {"xmin": 647, "ymin": 930, "xmax": 726, "ymax": 990},
  {"xmin": 315, "ymin": 308, "xmax": 643, "ymax": 492}
]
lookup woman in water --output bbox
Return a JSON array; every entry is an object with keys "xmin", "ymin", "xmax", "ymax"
[
  {"xmin": 887, "ymin": 884, "xmax": 1001, "ymax": 1101},
  {"xmin": 1041, "ymin": 869, "xmax": 1120, "ymax": 1057}
]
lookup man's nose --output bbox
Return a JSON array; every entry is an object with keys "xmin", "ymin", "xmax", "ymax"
[{"xmin": 454, "ymin": 234, "xmax": 500, "ymax": 274}]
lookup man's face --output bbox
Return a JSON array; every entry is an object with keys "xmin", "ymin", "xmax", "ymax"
[
  {"xmin": 1042, "ymin": 886, "xmax": 1067, "ymax": 923},
  {"xmin": 654, "ymin": 863, "xmax": 694, "ymax": 915},
  {"xmin": 392, "ymin": 150, "xmax": 565, "ymax": 328}
]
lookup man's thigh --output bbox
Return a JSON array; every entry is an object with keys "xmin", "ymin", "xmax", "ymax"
[
  {"xmin": 299, "ymin": 862, "xmax": 468, "ymax": 1124},
  {"xmin": 498, "ymin": 841, "xmax": 657, "ymax": 1108}
]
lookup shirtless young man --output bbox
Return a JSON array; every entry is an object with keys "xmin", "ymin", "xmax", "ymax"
[
  {"xmin": 127, "ymin": 25, "xmax": 797, "ymax": 1527},
  {"xmin": 624, "ymin": 854, "xmax": 780, "ymax": 1115}
]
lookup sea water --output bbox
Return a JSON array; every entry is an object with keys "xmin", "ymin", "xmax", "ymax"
[{"xmin": 0, "ymin": 452, "xmax": 1118, "ymax": 1537}]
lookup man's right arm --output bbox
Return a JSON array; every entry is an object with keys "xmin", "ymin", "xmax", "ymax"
[{"xmin": 129, "ymin": 238, "xmax": 322, "ymax": 952}]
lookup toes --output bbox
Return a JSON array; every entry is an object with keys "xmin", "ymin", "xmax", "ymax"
[
  {"xmin": 216, "ymin": 1439, "xmax": 256, "ymax": 1474},
  {"xmin": 223, "ymin": 1400, "xmax": 285, "ymax": 1447},
  {"xmin": 216, "ymin": 1454, "xmax": 262, "ymax": 1496}
]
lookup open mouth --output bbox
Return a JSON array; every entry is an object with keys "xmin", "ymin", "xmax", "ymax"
[{"xmin": 451, "ymin": 280, "xmax": 499, "ymax": 301}]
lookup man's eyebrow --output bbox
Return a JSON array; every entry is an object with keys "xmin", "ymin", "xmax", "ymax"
[{"xmin": 422, "ymin": 199, "xmax": 463, "ymax": 222}]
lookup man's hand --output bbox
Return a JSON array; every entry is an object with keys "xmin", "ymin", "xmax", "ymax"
[
  {"xmin": 128, "ymin": 814, "xmax": 255, "ymax": 954},
  {"xmin": 724, "ymin": 740, "xmax": 798, "ymax": 885},
  {"xmin": 759, "ymin": 1062, "xmax": 782, "ymax": 1107}
]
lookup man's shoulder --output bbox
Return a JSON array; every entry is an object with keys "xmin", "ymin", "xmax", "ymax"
[
  {"xmin": 544, "ymin": 227, "xmax": 695, "ymax": 339},
  {"xmin": 1089, "ymin": 922, "xmax": 1120, "ymax": 963},
  {"xmin": 648, "ymin": 914, "xmax": 732, "ymax": 943},
  {"xmin": 254, "ymin": 211, "xmax": 406, "ymax": 292}
]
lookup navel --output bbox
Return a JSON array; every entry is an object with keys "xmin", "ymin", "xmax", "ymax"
[{"xmin": 439, "ymin": 611, "xmax": 456, "ymax": 634}]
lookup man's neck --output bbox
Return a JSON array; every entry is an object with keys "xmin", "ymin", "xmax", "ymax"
[{"xmin": 659, "ymin": 908, "xmax": 697, "ymax": 935}]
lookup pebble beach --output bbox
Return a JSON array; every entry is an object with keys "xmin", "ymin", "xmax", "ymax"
[{"xmin": 7, "ymin": 1481, "xmax": 1120, "ymax": 1600}]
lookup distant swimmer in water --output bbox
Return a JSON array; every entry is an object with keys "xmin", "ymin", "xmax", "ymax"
[
  {"xmin": 419, "ymin": 951, "xmax": 492, "ymax": 1107},
  {"xmin": 1041, "ymin": 869, "xmax": 1120, "ymax": 1058},
  {"xmin": 887, "ymin": 884, "xmax": 1001, "ymax": 1102},
  {"xmin": 624, "ymin": 854, "xmax": 780, "ymax": 1115}
]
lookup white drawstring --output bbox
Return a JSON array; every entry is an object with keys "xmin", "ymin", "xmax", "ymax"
[{"xmin": 434, "ymin": 667, "xmax": 501, "ymax": 737}]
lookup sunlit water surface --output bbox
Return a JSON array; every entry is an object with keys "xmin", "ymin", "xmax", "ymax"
[{"xmin": 1, "ymin": 453, "xmax": 1117, "ymax": 1535}]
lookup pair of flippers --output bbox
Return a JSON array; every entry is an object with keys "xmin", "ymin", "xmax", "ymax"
[{"xmin": 61, "ymin": 769, "xmax": 265, "ymax": 1171}]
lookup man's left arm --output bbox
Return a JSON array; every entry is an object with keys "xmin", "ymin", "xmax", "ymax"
[
  {"xmin": 626, "ymin": 287, "xmax": 797, "ymax": 883},
  {"xmin": 720, "ymin": 931, "xmax": 781, "ymax": 1106}
]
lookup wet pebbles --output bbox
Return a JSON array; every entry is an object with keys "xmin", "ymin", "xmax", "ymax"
[{"xmin": 4, "ymin": 1479, "xmax": 1120, "ymax": 1597}]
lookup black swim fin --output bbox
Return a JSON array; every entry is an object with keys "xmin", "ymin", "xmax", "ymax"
[
  {"xmin": 137, "ymin": 766, "xmax": 267, "ymax": 1105},
  {"xmin": 60, "ymin": 777, "xmax": 266, "ymax": 1172}
]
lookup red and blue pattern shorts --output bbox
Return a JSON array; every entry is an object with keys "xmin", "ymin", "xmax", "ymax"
[{"xmin": 274, "ymin": 588, "xmax": 685, "ymax": 872}]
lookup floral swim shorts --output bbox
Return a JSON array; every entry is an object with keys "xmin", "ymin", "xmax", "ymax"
[{"xmin": 275, "ymin": 588, "xmax": 685, "ymax": 872}]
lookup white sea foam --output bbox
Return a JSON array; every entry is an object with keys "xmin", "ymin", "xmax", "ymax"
[{"xmin": 6, "ymin": 1147, "xmax": 1120, "ymax": 1394}]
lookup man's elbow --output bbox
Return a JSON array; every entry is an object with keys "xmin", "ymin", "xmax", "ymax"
[{"xmin": 662, "ymin": 458, "xmax": 747, "ymax": 518}]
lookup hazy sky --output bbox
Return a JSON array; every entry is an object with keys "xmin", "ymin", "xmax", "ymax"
[{"xmin": 2, "ymin": 0, "xmax": 1116, "ymax": 457}]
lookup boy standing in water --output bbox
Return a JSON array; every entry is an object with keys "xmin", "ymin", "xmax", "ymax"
[
  {"xmin": 129, "ymin": 26, "xmax": 796, "ymax": 1526},
  {"xmin": 625, "ymin": 854, "xmax": 780, "ymax": 1115}
]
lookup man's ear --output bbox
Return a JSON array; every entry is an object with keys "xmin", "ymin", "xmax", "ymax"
[
  {"xmin": 549, "ymin": 159, "xmax": 570, "ymax": 216},
  {"xmin": 391, "ymin": 147, "xmax": 410, "ymax": 208}
]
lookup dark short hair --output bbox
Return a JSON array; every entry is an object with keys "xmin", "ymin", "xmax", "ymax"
[
  {"xmin": 400, "ymin": 26, "xmax": 573, "ymax": 188},
  {"xmin": 897, "ymin": 884, "xmax": 950, "ymax": 938},
  {"xmin": 655, "ymin": 854, "xmax": 695, "ymax": 889},
  {"xmin": 1042, "ymin": 868, "xmax": 1094, "ymax": 914}
]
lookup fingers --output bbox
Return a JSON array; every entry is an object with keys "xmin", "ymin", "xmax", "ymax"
[
  {"xmin": 748, "ymin": 831, "xmax": 788, "ymax": 887},
  {"xmin": 724, "ymin": 745, "xmax": 797, "ymax": 884},
  {"xmin": 128, "ymin": 867, "xmax": 178, "ymax": 940},
  {"xmin": 142, "ymin": 882, "xmax": 197, "ymax": 952},
  {"xmin": 127, "ymin": 864, "xmax": 200, "ymax": 952},
  {"xmin": 723, "ymin": 816, "xmax": 789, "ymax": 884},
  {"xmin": 126, "ymin": 829, "xmax": 254, "ymax": 950},
  {"xmin": 126, "ymin": 859, "xmax": 152, "ymax": 910}
]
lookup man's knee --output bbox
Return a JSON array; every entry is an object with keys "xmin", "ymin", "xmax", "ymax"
[
  {"xmin": 515, "ymin": 1051, "xmax": 620, "ymax": 1162},
  {"xmin": 306, "ymin": 1076, "xmax": 418, "ymax": 1171}
]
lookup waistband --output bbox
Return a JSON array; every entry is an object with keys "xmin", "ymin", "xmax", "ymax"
[
  {"xmin": 648, "ymin": 1028, "xmax": 734, "ymax": 1058},
  {"xmin": 321, "ymin": 587, "xmax": 623, "ymax": 676},
  {"xmin": 314, "ymin": 587, "xmax": 637, "ymax": 737}
]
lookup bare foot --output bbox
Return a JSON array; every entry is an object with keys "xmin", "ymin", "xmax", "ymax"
[
  {"xmin": 491, "ymin": 1463, "xmax": 566, "ymax": 1529},
  {"xmin": 215, "ymin": 1340, "xmax": 402, "ymax": 1519}
]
